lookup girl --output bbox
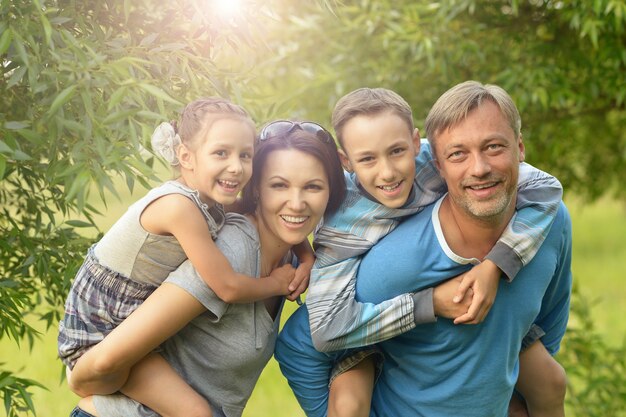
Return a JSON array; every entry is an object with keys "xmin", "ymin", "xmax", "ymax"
[
  {"xmin": 59, "ymin": 100, "xmax": 310, "ymax": 417},
  {"xmin": 67, "ymin": 121, "xmax": 346, "ymax": 417}
]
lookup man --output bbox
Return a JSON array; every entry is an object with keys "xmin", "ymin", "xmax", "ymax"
[
  {"xmin": 276, "ymin": 82, "xmax": 569, "ymax": 417},
  {"xmin": 355, "ymin": 81, "xmax": 572, "ymax": 416}
]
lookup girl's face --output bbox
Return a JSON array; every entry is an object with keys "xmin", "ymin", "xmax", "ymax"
[
  {"xmin": 255, "ymin": 149, "xmax": 330, "ymax": 247},
  {"xmin": 181, "ymin": 117, "xmax": 255, "ymax": 206}
]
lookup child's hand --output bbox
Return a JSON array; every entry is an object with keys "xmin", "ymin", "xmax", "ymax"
[
  {"xmin": 452, "ymin": 260, "xmax": 500, "ymax": 325},
  {"xmin": 286, "ymin": 259, "xmax": 313, "ymax": 302},
  {"xmin": 433, "ymin": 276, "xmax": 473, "ymax": 319},
  {"xmin": 266, "ymin": 264, "xmax": 297, "ymax": 296}
]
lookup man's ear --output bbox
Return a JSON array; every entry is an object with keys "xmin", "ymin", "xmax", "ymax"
[
  {"xmin": 338, "ymin": 148, "xmax": 352, "ymax": 172},
  {"xmin": 517, "ymin": 134, "xmax": 526, "ymax": 163},
  {"xmin": 178, "ymin": 143, "xmax": 194, "ymax": 169},
  {"xmin": 412, "ymin": 128, "xmax": 421, "ymax": 156}
]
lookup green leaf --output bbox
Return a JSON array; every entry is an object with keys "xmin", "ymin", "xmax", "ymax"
[
  {"xmin": 6, "ymin": 65, "xmax": 27, "ymax": 88},
  {"xmin": 107, "ymin": 86, "xmax": 128, "ymax": 111},
  {"xmin": 65, "ymin": 220, "xmax": 94, "ymax": 228},
  {"xmin": 17, "ymin": 129, "xmax": 45, "ymax": 145},
  {"xmin": 4, "ymin": 121, "xmax": 30, "ymax": 130},
  {"xmin": 0, "ymin": 155, "xmax": 6, "ymax": 179},
  {"xmin": 137, "ymin": 83, "xmax": 182, "ymax": 105},
  {"xmin": 0, "ymin": 27, "xmax": 12, "ymax": 55},
  {"xmin": 47, "ymin": 85, "xmax": 78, "ymax": 118},
  {"xmin": 65, "ymin": 171, "xmax": 90, "ymax": 203},
  {"xmin": 39, "ymin": 13, "xmax": 52, "ymax": 46},
  {"xmin": 102, "ymin": 108, "xmax": 139, "ymax": 125},
  {"xmin": 12, "ymin": 150, "xmax": 31, "ymax": 161},
  {"xmin": 0, "ymin": 141, "xmax": 11, "ymax": 153},
  {"xmin": 136, "ymin": 110, "xmax": 166, "ymax": 121},
  {"xmin": 0, "ymin": 373, "xmax": 14, "ymax": 390}
]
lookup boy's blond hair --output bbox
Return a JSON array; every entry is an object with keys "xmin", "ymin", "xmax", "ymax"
[{"xmin": 331, "ymin": 88, "xmax": 414, "ymax": 148}]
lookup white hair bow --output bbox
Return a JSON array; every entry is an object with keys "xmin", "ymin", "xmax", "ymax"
[{"xmin": 151, "ymin": 122, "xmax": 182, "ymax": 166}]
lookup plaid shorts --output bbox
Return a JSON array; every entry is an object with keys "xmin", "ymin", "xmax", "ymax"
[
  {"xmin": 58, "ymin": 247, "xmax": 158, "ymax": 368},
  {"xmin": 329, "ymin": 347, "xmax": 384, "ymax": 387},
  {"xmin": 521, "ymin": 323, "xmax": 546, "ymax": 352}
]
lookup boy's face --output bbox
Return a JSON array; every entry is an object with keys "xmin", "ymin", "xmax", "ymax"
[{"xmin": 339, "ymin": 111, "xmax": 420, "ymax": 208}]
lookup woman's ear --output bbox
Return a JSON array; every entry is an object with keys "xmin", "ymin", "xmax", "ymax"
[{"xmin": 178, "ymin": 143, "xmax": 194, "ymax": 169}]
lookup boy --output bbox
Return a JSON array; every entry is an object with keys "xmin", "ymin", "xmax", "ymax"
[{"xmin": 276, "ymin": 87, "xmax": 566, "ymax": 417}]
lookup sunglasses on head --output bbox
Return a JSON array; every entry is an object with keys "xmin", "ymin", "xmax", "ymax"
[{"xmin": 259, "ymin": 120, "xmax": 333, "ymax": 144}]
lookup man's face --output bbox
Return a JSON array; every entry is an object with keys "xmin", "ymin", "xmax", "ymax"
[
  {"xmin": 434, "ymin": 100, "xmax": 525, "ymax": 222},
  {"xmin": 339, "ymin": 111, "xmax": 420, "ymax": 208}
]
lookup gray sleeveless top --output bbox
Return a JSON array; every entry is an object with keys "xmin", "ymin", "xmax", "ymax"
[
  {"xmin": 93, "ymin": 181, "xmax": 225, "ymax": 286},
  {"xmin": 93, "ymin": 214, "xmax": 291, "ymax": 417}
]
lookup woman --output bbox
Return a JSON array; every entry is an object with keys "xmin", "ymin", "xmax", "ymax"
[{"xmin": 69, "ymin": 120, "xmax": 346, "ymax": 417}]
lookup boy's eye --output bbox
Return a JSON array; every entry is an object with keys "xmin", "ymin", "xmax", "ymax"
[
  {"xmin": 390, "ymin": 147, "xmax": 405, "ymax": 155},
  {"xmin": 358, "ymin": 156, "xmax": 374, "ymax": 163}
]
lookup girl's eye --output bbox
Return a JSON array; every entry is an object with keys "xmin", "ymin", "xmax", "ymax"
[
  {"xmin": 215, "ymin": 150, "xmax": 227, "ymax": 157},
  {"xmin": 241, "ymin": 152, "xmax": 253, "ymax": 160}
]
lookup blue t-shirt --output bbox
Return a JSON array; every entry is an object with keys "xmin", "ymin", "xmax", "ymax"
[{"xmin": 355, "ymin": 199, "xmax": 572, "ymax": 417}]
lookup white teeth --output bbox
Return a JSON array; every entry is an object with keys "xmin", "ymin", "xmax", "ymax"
[
  {"xmin": 470, "ymin": 183, "xmax": 495, "ymax": 190},
  {"xmin": 379, "ymin": 182, "xmax": 400, "ymax": 191},
  {"xmin": 219, "ymin": 180, "xmax": 238, "ymax": 188},
  {"xmin": 281, "ymin": 215, "xmax": 307, "ymax": 224}
]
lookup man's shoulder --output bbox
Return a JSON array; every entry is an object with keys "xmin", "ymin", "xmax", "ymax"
[{"xmin": 553, "ymin": 201, "xmax": 572, "ymax": 236}]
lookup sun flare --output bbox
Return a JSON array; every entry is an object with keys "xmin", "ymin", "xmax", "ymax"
[{"xmin": 214, "ymin": 0, "xmax": 243, "ymax": 20}]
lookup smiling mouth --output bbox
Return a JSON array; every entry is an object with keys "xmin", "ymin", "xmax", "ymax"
[
  {"xmin": 378, "ymin": 181, "xmax": 402, "ymax": 192},
  {"xmin": 218, "ymin": 179, "xmax": 239, "ymax": 190},
  {"xmin": 466, "ymin": 181, "xmax": 498, "ymax": 190},
  {"xmin": 280, "ymin": 215, "xmax": 308, "ymax": 224}
]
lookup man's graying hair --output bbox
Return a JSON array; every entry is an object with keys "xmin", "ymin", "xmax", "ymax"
[{"xmin": 424, "ymin": 81, "xmax": 522, "ymax": 152}]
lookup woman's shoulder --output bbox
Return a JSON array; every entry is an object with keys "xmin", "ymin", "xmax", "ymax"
[{"xmin": 217, "ymin": 213, "xmax": 259, "ymax": 245}]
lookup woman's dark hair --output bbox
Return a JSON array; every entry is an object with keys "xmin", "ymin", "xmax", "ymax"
[{"xmin": 240, "ymin": 128, "xmax": 346, "ymax": 217}]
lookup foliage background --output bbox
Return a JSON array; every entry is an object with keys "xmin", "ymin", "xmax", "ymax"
[{"xmin": 1, "ymin": 0, "xmax": 625, "ymax": 415}]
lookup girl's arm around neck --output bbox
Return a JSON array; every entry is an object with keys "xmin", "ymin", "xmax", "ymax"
[{"xmin": 143, "ymin": 194, "xmax": 295, "ymax": 303}]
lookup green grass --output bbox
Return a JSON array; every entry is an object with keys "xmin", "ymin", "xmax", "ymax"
[{"xmin": 1, "ymin": 195, "xmax": 624, "ymax": 416}]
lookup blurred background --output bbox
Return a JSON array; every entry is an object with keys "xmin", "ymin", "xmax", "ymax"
[{"xmin": 1, "ymin": 0, "xmax": 625, "ymax": 416}]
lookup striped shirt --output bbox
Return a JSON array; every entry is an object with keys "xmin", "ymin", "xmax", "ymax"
[{"xmin": 307, "ymin": 141, "xmax": 562, "ymax": 352}]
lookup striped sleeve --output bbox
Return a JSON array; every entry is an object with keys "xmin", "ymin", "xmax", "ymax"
[
  {"xmin": 485, "ymin": 162, "xmax": 563, "ymax": 281},
  {"xmin": 305, "ymin": 153, "xmax": 447, "ymax": 352},
  {"xmin": 307, "ymin": 233, "xmax": 417, "ymax": 352}
]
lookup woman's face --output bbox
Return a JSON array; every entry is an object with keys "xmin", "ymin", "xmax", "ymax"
[{"xmin": 255, "ymin": 149, "xmax": 329, "ymax": 247}]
